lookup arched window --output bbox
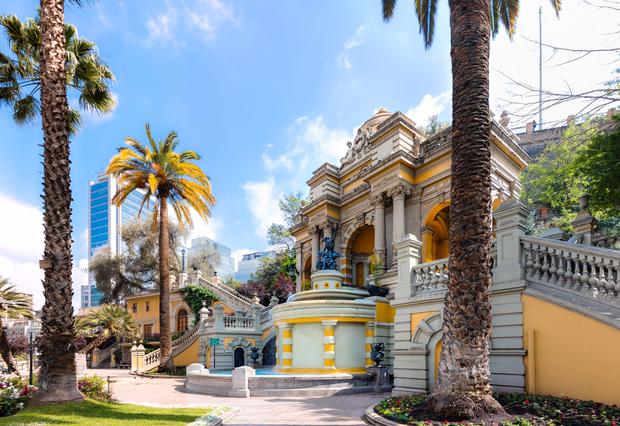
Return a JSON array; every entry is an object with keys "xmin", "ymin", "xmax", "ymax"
[{"xmin": 177, "ymin": 309, "xmax": 188, "ymax": 333}]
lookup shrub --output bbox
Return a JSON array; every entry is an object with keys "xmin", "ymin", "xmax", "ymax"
[
  {"xmin": 8, "ymin": 336, "xmax": 29, "ymax": 356},
  {"xmin": 77, "ymin": 375, "xmax": 113, "ymax": 402},
  {"xmin": 0, "ymin": 375, "xmax": 37, "ymax": 417}
]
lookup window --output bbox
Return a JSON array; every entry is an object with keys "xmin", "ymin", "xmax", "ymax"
[
  {"xmin": 132, "ymin": 303, "xmax": 137, "ymax": 313},
  {"xmin": 146, "ymin": 301, "xmax": 150, "ymax": 312},
  {"xmin": 177, "ymin": 309, "xmax": 188, "ymax": 333},
  {"xmin": 143, "ymin": 324, "xmax": 153, "ymax": 338}
]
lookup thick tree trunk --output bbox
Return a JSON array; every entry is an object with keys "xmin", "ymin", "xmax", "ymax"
[
  {"xmin": 158, "ymin": 197, "xmax": 172, "ymax": 371},
  {"xmin": 34, "ymin": 0, "xmax": 83, "ymax": 404},
  {"xmin": 428, "ymin": 0, "xmax": 504, "ymax": 419},
  {"xmin": 78, "ymin": 334, "xmax": 108, "ymax": 355},
  {"xmin": 0, "ymin": 320, "xmax": 21, "ymax": 377}
]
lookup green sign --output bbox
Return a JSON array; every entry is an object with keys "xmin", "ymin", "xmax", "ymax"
[{"xmin": 209, "ymin": 338, "xmax": 220, "ymax": 346}]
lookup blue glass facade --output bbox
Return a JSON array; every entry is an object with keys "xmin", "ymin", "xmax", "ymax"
[{"xmin": 86, "ymin": 174, "xmax": 154, "ymax": 308}]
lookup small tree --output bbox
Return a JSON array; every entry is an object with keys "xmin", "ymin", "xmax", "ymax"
[
  {"xmin": 181, "ymin": 284, "xmax": 219, "ymax": 325},
  {"xmin": 0, "ymin": 277, "xmax": 34, "ymax": 377},
  {"xmin": 187, "ymin": 244, "xmax": 220, "ymax": 277},
  {"xmin": 75, "ymin": 305, "xmax": 137, "ymax": 354}
]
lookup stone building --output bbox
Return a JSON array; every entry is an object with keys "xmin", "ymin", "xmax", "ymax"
[{"xmin": 290, "ymin": 108, "xmax": 527, "ymax": 292}]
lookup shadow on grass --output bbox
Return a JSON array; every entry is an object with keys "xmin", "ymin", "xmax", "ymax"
[{"xmin": 0, "ymin": 399, "xmax": 212, "ymax": 425}]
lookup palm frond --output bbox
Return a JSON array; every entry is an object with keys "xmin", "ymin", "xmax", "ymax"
[
  {"xmin": 382, "ymin": 0, "xmax": 397, "ymax": 21},
  {"xmin": 414, "ymin": 0, "xmax": 438, "ymax": 49}
]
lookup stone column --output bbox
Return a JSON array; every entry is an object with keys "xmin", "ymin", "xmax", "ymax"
[
  {"xmin": 135, "ymin": 343, "xmax": 145, "ymax": 373},
  {"xmin": 311, "ymin": 227, "xmax": 320, "ymax": 272},
  {"xmin": 322, "ymin": 320, "xmax": 337, "ymax": 370},
  {"xmin": 421, "ymin": 226, "xmax": 435, "ymax": 263},
  {"xmin": 280, "ymin": 323, "xmax": 293, "ymax": 369},
  {"xmin": 130, "ymin": 343, "xmax": 138, "ymax": 373},
  {"xmin": 365, "ymin": 322, "xmax": 375, "ymax": 368},
  {"xmin": 214, "ymin": 304, "xmax": 224, "ymax": 332},
  {"xmin": 395, "ymin": 234, "xmax": 422, "ymax": 300},
  {"xmin": 390, "ymin": 185, "xmax": 411, "ymax": 266},
  {"xmin": 371, "ymin": 194, "xmax": 386, "ymax": 265},
  {"xmin": 572, "ymin": 195, "xmax": 597, "ymax": 245},
  {"xmin": 493, "ymin": 198, "xmax": 530, "ymax": 285},
  {"xmin": 295, "ymin": 244, "xmax": 303, "ymax": 293}
]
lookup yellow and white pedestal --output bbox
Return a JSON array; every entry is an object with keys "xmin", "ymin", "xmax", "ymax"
[{"xmin": 272, "ymin": 270, "xmax": 376, "ymax": 374}]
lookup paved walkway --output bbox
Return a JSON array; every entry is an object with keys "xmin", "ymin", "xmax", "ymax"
[{"xmin": 89, "ymin": 368, "xmax": 387, "ymax": 425}]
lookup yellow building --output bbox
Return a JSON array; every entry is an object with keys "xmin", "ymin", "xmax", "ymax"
[{"xmin": 289, "ymin": 108, "xmax": 620, "ymax": 405}]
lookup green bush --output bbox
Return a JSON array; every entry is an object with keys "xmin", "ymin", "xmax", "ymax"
[{"xmin": 77, "ymin": 375, "xmax": 112, "ymax": 402}]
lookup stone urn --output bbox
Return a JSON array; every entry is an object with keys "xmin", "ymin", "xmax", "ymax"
[
  {"xmin": 249, "ymin": 346, "xmax": 260, "ymax": 368},
  {"xmin": 370, "ymin": 343, "xmax": 385, "ymax": 367}
]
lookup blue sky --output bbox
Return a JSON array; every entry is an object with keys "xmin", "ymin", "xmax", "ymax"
[{"xmin": 0, "ymin": 0, "xmax": 616, "ymax": 307}]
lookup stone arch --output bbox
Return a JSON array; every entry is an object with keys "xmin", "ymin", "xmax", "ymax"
[
  {"xmin": 343, "ymin": 222, "xmax": 375, "ymax": 287},
  {"xmin": 422, "ymin": 201, "xmax": 450, "ymax": 262},
  {"xmin": 410, "ymin": 313, "xmax": 443, "ymax": 391}
]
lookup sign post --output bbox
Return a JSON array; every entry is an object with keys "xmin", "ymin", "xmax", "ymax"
[{"xmin": 209, "ymin": 338, "xmax": 220, "ymax": 369}]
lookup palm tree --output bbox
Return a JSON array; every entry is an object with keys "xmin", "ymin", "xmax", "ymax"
[
  {"xmin": 0, "ymin": 277, "xmax": 34, "ymax": 377},
  {"xmin": 0, "ymin": 13, "xmax": 115, "ymax": 134},
  {"xmin": 75, "ymin": 305, "xmax": 137, "ymax": 355},
  {"xmin": 34, "ymin": 0, "xmax": 111, "ymax": 404},
  {"xmin": 382, "ymin": 0, "xmax": 560, "ymax": 419},
  {"xmin": 107, "ymin": 124, "xmax": 216, "ymax": 371}
]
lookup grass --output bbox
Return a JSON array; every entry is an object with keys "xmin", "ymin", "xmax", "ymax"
[{"xmin": 0, "ymin": 399, "xmax": 228, "ymax": 426}]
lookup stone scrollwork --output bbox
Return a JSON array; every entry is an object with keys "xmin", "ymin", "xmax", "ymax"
[{"xmin": 369, "ymin": 193, "xmax": 386, "ymax": 207}]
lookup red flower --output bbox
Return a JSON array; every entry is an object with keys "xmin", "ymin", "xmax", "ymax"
[{"xmin": 524, "ymin": 399, "xmax": 530, "ymax": 405}]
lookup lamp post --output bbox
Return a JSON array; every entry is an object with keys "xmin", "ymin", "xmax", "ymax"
[
  {"xmin": 28, "ymin": 329, "xmax": 34, "ymax": 386},
  {"xmin": 181, "ymin": 248, "xmax": 186, "ymax": 273}
]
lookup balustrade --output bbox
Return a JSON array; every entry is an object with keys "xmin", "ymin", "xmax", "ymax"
[
  {"xmin": 223, "ymin": 315, "xmax": 255, "ymax": 329},
  {"xmin": 521, "ymin": 236, "xmax": 620, "ymax": 305},
  {"xmin": 412, "ymin": 258, "xmax": 449, "ymax": 294}
]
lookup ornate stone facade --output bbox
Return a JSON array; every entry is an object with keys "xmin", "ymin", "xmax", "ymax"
[{"xmin": 291, "ymin": 108, "xmax": 529, "ymax": 292}]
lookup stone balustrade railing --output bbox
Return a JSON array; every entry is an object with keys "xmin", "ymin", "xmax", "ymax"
[
  {"xmin": 521, "ymin": 235, "xmax": 620, "ymax": 305},
  {"xmin": 223, "ymin": 315, "xmax": 255, "ymax": 329},
  {"xmin": 200, "ymin": 277, "xmax": 253, "ymax": 313},
  {"xmin": 412, "ymin": 258, "xmax": 449, "ymax": 294},
  {"xmin": 259, "ymin": 307, "xmax": 272, "ymax": 327},
  {"xmin": 140, "ymin": 319, "xmax": 202, "ymax": 372}
]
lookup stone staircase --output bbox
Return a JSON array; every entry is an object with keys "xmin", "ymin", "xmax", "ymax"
[{"xmin": 199, "ymin": 277, "xmax": 254, "ymax": 313}]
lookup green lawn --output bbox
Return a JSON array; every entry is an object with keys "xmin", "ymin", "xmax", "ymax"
[{"xmin": 0, "ymin": 399, "xmax": 228, "ymax": 425}]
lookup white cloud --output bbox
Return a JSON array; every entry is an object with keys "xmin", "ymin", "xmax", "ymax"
[
  {"xmin": 406, "ymin": 91, "xmax": 451, "ymax": 127},
  {"xmin": 146, "ymin": 0, "xmax": 238, "ymax": 47},
  {"xmin": 489, "ymin": 0, "xmax": 619, "ymax": 131},
  {"xmin": 243, "ymin": 178, "xmax": 284, "ymax": 237},
  {"xmin": 263, "ymin": 116, "xmax": 351, "ymax": 174},
  {"xmin": 337, "ymin": 25, "xmax": 368, "ymax": 70},
  {"xmin": 189, "ymin": 213, "xmax": 222, "ymax": 242},
  {"xmin": 0, "ymin": 193, "xmax": 86, "ymax": 309}
]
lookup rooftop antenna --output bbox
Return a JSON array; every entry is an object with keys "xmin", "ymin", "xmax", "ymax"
[{"xmin": 538, "ymin": 5, "xmax": 543, "ymax": 130}]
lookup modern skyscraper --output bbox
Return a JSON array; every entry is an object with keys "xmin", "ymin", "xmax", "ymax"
[
  {"xmin": 187, "ymin": 237, "xmax": 234, "ymax": 279},
  {"xmin": 84, "ymin": 171, "xmax": 154, "ymax": 307},
  {"xmin": 235, "ymin": 250, "xmax": 275, "ymax": 282}
]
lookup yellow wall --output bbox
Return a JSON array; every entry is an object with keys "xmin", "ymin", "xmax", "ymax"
[
  {"xmin": 172, "ymin": 337, "xmax": 200, "ymax": 366},
  {"xmin": 127, "ymin": 294, "xmax": 161, "ymax": 334},
  {"xmin": 409, "ymin": 311, "xmax": 437, "ymax": 341},
  {"xmin": 523, "ymin": 294, "xmax": 620, "ymax": 405},
  {"xmin": 375, "ymin": 301, "xmax": 395, "ymax": 323}
]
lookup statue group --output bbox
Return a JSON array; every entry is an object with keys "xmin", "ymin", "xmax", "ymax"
[{"xmin": 316, "ymin": 225, "xmax": 341, "ymax": 271}]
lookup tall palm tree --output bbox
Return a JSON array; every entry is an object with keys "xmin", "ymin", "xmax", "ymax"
[
  {"xmin": 75, "ymin": 305, "xmax": 137, "ymax": 355},
  {"xmin": 34, "ymin": 0, "xmax": 110, "ymax": 404},
  {"xmin": 0, "ymin": 277, "xmax": 34, "ymax": 377},
  {"xmin": 0, "ymin": 13, "xmax": 115, "ymax": 134},
  {"xmin": 382, "ymin": 0, "xmax": 560, "ymax": 419},
  {"xmin": 107, "ymin": 124, "xmax": 216, "ymax": 371}
]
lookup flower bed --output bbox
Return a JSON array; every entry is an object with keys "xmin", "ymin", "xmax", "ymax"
[
  {"xmin": 0, "ymin": 375, "xmax": 37, "ymax": 417},
  {"xmin": 375, "ymin": 393, "xmax": 620, "ymax": 425}
]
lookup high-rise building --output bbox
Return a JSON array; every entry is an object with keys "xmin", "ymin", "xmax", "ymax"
[
  {"xmin": 235, "ymin": 250, "xmax": 275, "ymax": 282},
  {"xmin": 85, "ymin": 171, "xmax": 154, "ymax": 307},
  {"xmin": 187, "ymin": 237, "xmax": 234, "ymax": 279}
]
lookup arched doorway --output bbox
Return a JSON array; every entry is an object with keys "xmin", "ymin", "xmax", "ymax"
[
  {"xmin": 422, "ymin": 203, "xmax": 450, "ymax": 262},
  {"xmin": 346, "ymin": 225, "xmax": 375, "ymax": 288},
  {"xmin": 234, "ymin": 347, "xmax": 245, "ymax": 368},
  {"xmin": 302, "ymin": 256, "xmax": 312, "ymax": 291},
  {"xmin": 176, "ymin": 309, "xmax": 189, "ymax": 333}
]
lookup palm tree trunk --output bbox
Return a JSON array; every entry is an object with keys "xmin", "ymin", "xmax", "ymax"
[
  {"xmin": 78, "ymin": 334, "xmax": 108, "ymax": 355},
  {"xmin": 0, "ymin": 320, "xmax": 21, "ymax": 377},
  {"xmin": 35, "ymin": 0, "xmax": 82, "ymax": 404},
  {"xmin": 428, "ymin": 0, "xmax": 504, "ymax": 419},
  {"xmin": 158, "ymin": 196, "xmax": 172, "ymax": 371}
]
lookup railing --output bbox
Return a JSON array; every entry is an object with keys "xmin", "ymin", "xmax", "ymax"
[
  {"xmin": 521, "ymin": 236, "xmax": 620, "ymax": 305},
  {"xmin": 142, "ymin": 319, "xmax": 203, "ymax": 372},
  {"xmin": 412, "ymin": 258, "xmax": 449, "ymax": 294},
  {"xmin": 97, "ymin": 342, "xmax": 118, "ymax": 365},
  {"xmin": 200, "ymin": 278, "xmax": 253, "ymax": 313},
  {"xmin": 259, "ymin": 308, "xmax": 272, "ymax": 327},
  {"xmin": 223, "ymin": 315, "xmax": 255, "ymax": 329}
]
